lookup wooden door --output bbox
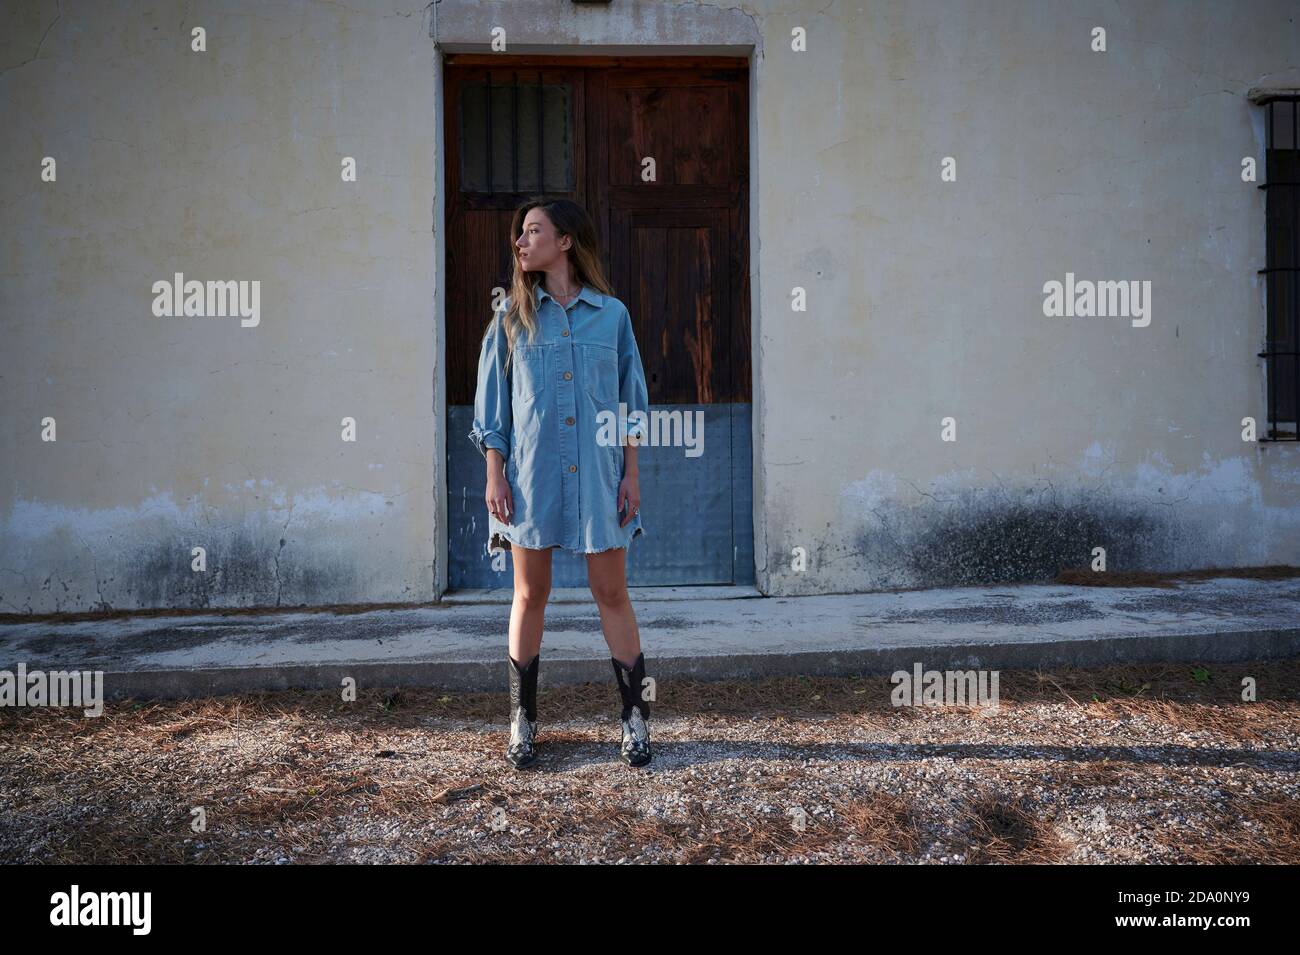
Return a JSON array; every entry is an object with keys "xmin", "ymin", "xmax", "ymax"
[{"xmin": 445, "ymin": 57, "xmax": 751, "ymax": 589}]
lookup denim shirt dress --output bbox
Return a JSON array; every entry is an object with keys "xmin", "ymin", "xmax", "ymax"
[{"xmin": 469, "ymin": 283, "xmax": 649, "ymax": 555}]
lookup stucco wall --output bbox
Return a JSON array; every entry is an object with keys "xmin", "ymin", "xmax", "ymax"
[
  {"xmin": 1, "ymin": 0, "xmax": 440, "ymax": 613},
  {"xmin": 2, "ymin": 0, "xmax": 1299, "ymax": 613},
  {"xmin": 750, "ymin": 0, "xmax": 1300, "ymax": 593}
]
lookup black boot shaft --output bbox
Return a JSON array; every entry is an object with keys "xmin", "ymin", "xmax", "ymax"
[
  {"xmin": 611, "ymin": 651, "xmax": 650, "ymax": 721},
  {"xmin": 509, "ymin": 653, "xmax": 539, "ymax": 722}
]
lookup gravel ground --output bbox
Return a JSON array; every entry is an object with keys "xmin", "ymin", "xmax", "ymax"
[{"xmin": 1, "ymin": 659, "xmax": 1297, "ymax": 864}]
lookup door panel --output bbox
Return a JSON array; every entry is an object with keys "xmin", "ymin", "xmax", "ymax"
[{"xmin": 613, "ymin": 208, "xmax": 729, "ymax": 404}]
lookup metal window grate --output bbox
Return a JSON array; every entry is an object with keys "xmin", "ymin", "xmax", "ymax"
[
  {"xmin": 459, "ymin": 72, "xmax": 574, "ymax": 193},
  {"xmin": 1258, "ymin": 95, "xmax": 1299, "ymax": 440}
]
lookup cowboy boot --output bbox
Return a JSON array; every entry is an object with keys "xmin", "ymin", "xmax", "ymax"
[
  {"xmin": 611, "ymin": 651, "xmax": 652, "ymax": 767},
  {"xmin": 506, "ymin": 652, "xmax": 540, "ymax": 769}
]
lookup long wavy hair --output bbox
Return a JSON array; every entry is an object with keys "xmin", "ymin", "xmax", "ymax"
[{"xmin": 488, "ymin": 197, "xmax": 615, "ymax": 374}]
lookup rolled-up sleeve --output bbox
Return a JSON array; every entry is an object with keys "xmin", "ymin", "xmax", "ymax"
[
  {"xmin": 617, "ymin": 304, "xmax": 650, "ymax": 445},
  {"xmin": 469, "ymin": 310, "xmax": 512, "ymax": 460}
]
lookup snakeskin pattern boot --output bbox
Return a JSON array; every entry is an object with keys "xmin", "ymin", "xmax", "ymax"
[
  {"xmin": 506, "ymin": 653, "xmax": 540, "ymax": 769},
  {"xmin": 611, "ymin": 651, "xmax": 652, "ymax": 767}
]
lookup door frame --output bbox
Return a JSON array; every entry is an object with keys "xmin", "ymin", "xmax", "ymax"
[{"xmin": 432, "ymin": 48, "xmax": 764, "ymax": 599}]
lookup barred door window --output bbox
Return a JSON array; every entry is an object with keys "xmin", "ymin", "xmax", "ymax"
[{"xmin": 459, "ymin": 75, "xmax": 574, "ymax": 193}]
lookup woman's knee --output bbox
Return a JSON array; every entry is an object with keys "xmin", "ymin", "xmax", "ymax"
[
  {"xmin": 514, "ymin": 581, "xmax": 551, "ymax": 609},
  {"xmin": 589, "ymin": 579, "xmax": 629, "ymax": 609}
]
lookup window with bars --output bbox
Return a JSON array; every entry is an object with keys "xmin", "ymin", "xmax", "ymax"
[
  {"xmin": 459, "ymin": 75, "xmax": 574, "ymax": 193},
  {"xmin": 1260, "ymin": 95, "xmax": 1298, "ymax": 440}
]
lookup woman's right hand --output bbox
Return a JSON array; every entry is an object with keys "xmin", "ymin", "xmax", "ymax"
[{"xmin": 485, "ymin": 451, "xmax": 513, "ymax": 524}]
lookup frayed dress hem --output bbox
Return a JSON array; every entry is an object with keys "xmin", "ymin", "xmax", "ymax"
[{"xmin": 489, "ymin": 525, "xmax": 643, "ymax": 555}]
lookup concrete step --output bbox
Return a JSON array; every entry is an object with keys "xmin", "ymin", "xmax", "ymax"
[{"xmin": 1, "ymin": 576, "xmax": 1297, "ymax": 700}]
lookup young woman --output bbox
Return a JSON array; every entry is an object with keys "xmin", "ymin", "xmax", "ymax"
[{"xmin": 468, "ymin": 197, "xmax": 653, "ymax": 770}]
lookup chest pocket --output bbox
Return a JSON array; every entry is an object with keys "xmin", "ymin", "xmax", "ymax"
[
  {"xmin": 581, "ymin": 344, "xmax": 619, "ymax": 404},
  {"xmin": 512, "ymin": 343, "xmax": 548, "ymax": 402}
]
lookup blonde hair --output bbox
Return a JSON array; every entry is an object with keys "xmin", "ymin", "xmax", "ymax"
[{"xmin": 486, "ymin": 197, "xmax": 616, "ymax": 375}]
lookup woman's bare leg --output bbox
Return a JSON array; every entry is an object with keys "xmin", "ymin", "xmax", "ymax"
[
  {"xmin": 509, "ymin": 543, "xmax": 553, "ymax": 663},
  {"xmin": 585, "ymin": 547, "xmax": 640, "ymax": 665}
]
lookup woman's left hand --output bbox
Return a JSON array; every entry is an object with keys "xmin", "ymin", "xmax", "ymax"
[{"xmin": 618, "ymin": 474, "xmax": 640, "ymax": 527}]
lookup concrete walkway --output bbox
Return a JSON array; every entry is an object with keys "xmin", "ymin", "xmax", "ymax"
[{"xmin": 1, "ymin": 577, "xmax": 1297, "ymax": 699}]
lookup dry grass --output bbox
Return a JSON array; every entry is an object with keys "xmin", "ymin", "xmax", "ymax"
[
  {"xmin": 1154, "ymin": 794, "xmax": 1300, "ymax": 864},
  {"xmin": 1, "ymin": 658, "xmax": 1298, "ymax": 864},
  {"xmin": 962, "ymin": 791, "xmax": 1073, "ymax": 864}
]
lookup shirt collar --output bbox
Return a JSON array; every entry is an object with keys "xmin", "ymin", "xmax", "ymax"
[{"xmin": 534, "ymin": 283, "xmax": 603, "ymax": 309}]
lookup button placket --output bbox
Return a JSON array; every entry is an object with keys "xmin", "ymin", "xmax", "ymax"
[
  {"xmin": 553, "ymin": 299, "xmax": 580, "ymax": 549},
  {"xmin": 560, "ymin": 314, "xmax": 576, "ymax": 432}
]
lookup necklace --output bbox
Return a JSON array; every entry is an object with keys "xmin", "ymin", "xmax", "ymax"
[{"xmin": 550, "ymin": 282, "xmax": 579, "ymax": 306}]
